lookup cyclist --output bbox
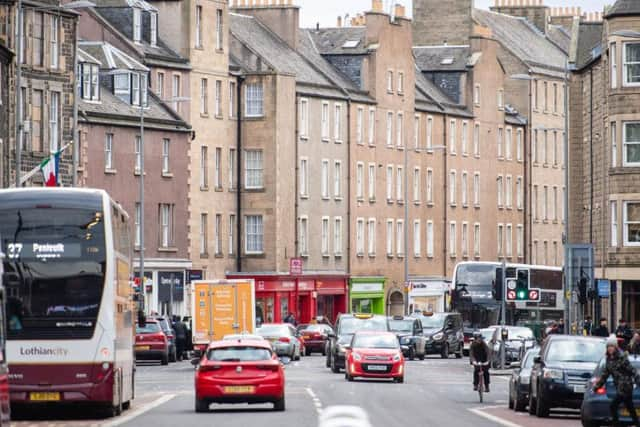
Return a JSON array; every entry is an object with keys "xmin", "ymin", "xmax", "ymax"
[{"xmin": 470, "ymin": 330, "xmax": 491, "ymax": 393}]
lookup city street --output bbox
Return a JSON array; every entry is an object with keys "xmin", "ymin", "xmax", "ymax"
[{"xmin": 11, "ymin": 355, "xmax": 582, "ymax": 427}]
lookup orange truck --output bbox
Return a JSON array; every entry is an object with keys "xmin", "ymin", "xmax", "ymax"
[{"xmin": 191, "ymin": 279, "xmax": 256, "ymax": 355}]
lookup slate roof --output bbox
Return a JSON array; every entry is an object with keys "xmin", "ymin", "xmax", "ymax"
[
  {"xmin": 606, "ymin": 0, "xmax": 640, "ymax": 18},
  {"xmin": 547, "ymin": 25, "xmax": 571, "ymax": 55},
  {"xmin": 573, "ymin": 22, "xmax": 603, "ymax": 70},
  {"xmin": 80, "ymin": 41, "xmax": 148, "ymax": 71},
  {"xmin": 415, "ymin": 71, "xmax": 473, "ymax": 117},
  {"xmin": 473, "ymin": 9, "xmax": 567, "ymax": 75},
  {"xmin": 413, "ymin": 46, "xmax": 470, "ymax": 72},
  {"xmin": 306, "ymin": 27, "xmax": 368, "ymax": 55}
]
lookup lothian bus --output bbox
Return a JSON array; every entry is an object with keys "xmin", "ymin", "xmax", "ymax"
[
  {"xmin": 0, "ymin": 188, "xmax": 135, "ymax": 416},
  {"xmin": 451, "ymin": 261, "xmax": 563, "ymax": 339}
]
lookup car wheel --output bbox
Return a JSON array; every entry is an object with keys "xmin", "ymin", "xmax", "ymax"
[
  {"xmin": 408, "ymin": 346, "xmax": 415, "ymax": 361},
  {"xmin": 440, "ymin": 343, "xmax": 449, "ymax": 359},
  {"xmin": 508, "ymin": 389, "xmax": 514, "ymax": 409},
  {"xmin": 394, "ymin": 376, "xmax": 404, "ymax": 384},
  {"xmin": 514, "ymin": 392, "xmax": 527, "ymax": 412},
  {"xmin": 305, "ymin": 347, "xmax": 311, "ymax": 356},
  {"xmin": 528, "ymin": 391, "xmax": 536, "ymax": 416},
  {"xmin": 161, "ymin": 353, "xmax": 169, "ymax": 366},
  {"xmin": 195, "ymin": 399, "xmax": 209, "ymax": 413},
  {"xmin": 331, "ymin": 355, "xmax": 340, "ymax": 373},
  {"xmin": 455, "ymin": 344, "xmax": 463, "ymax": 359},
  {"xmin": 345, "ymin": 371, "xmax": 354, "ymax": 382},
  {"xmin": 582, "ymin": 420, "xmax": 600, "ymax": 427},
  {"xmin": 273, "ymin": 396, "xmax": 285, "ymax": 411},
  {"xmin": 535, "ymin": 388, "xmax": 550, "ymax": 418},
  {"xmin": 325, "ymin": 351, "xmax": 331, "ymax": 368}
]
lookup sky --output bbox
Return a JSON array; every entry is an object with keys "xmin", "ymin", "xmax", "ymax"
[{"xmin": 295, "ymin": 0, "xmax": 612, "ymax": 28}]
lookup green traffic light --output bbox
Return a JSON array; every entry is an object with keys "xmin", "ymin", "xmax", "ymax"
[{"xmin": 517, "ymin": 290, "xmax": 526, "ymax": 299}]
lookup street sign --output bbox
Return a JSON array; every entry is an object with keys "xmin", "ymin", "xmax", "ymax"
[
  {"xmin": 289, "ymin": 258, "xmax": 303, "ymax": 276},
  {"xmin": 597, "ymin": 279, "xmax": 610, "ymax": 298},
  {"xmin": 528, "ymin": 288, "xmax": 541, "ymax": 302}
]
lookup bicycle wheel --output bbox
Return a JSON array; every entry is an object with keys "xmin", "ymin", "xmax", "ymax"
[{"xmin": 478, "ymin": 371, "xmax": 484, "ymax": 403}]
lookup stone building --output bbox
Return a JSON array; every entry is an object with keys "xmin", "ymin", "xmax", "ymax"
[{"xmin": 0, "ymin": 41, "xmax": 12, "ymax": 188}]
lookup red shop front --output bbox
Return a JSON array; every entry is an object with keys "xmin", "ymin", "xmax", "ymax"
[{"xmin": 226, "ymin": 274, "xmax": 348, "ymax": 325}]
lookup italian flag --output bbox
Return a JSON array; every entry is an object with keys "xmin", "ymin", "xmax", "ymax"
[{"xmin": 40, "ymin": 151, "xmax": 60, "ymax": 187}]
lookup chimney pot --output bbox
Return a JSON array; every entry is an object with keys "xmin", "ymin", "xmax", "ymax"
[
  {"xmin": 337, "ymin": 16, "xmax": 342, "ymax": 27},
  {"xmin": 372, "ymin": 0, "xmax": 383, "ymax": 12},
  {"xmin": 394, "ymin": 3, "xmax": 405, "ymax": 17}
]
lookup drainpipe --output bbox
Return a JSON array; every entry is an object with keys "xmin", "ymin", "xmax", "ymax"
[
  {"xmin": 443, "ymin": 114, "xmax": 448, "ymax": 280},
  {"xmin": 525, "ymin": 76, "xmax": 532, "ymax": 263},
  {"xmin": 236, "ymin": 74, "xmax": 244, "ymax": 272},
  {"xmin": 346, "ymin": 99, "xmax": 352, "ymax": 282},
  {"xmin": 589, "ymin": 69, "xmax": 594, "ymax": 244}
]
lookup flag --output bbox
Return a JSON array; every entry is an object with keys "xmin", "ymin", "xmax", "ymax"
[{"xmin": 40, "ymin": 152, "xmax": 60, "ymax": 187}]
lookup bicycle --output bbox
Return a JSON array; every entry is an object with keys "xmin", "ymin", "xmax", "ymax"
[{"xmin": 474, "ymin": 362, "xmax": 490, "ymax": 403}]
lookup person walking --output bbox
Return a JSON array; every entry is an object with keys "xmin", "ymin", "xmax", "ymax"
[
  {"xmin": 593, "ymin": 318, "xmax": 610, "ymax": 337},
  {"xmin": 595, "ymin": 335, "xmax": 640, "ymax": 426},
  {"xmin": 630, "ymin": 332, "xmax": 640, "ymax": 356},
  {"xmin": 284, "ymin": 312, "xmax": 296, "ymax": 325},
  {"xmin": 616, "ymin": 319, "xmax": 634, "ymax": 350},
  {"xmin": 172, "ymin": 316, "xmax": 187, "ymax": 361},
  {"xmin": 584, "ymin": 316, "xmax": 593, "ymax": 336},
  {"xmin": 556, "ymin": 318, "xmax": 565, "ymax": 334}
]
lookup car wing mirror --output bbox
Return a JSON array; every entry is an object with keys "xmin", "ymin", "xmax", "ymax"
[
  {"xmin": 279, "ymin": 356, "xmax": 291, "ymax": 365},
  {"xmin": 190, "ymin": 357, "xmax": 201, "ymax": 366},
  {"xmin": 328, "ymin": 333, "xmax": 336, "ymax": 339},
  {"xmin": 533, "ymin": 355, "xmax": 542, "ymax": 365}
]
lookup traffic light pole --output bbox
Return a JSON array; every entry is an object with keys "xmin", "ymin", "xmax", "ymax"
[{"xmin": 500, "ymin": 259, "xmax": 506, "ymax": 370}]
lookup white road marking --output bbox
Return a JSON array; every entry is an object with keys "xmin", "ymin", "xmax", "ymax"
[
  {"xmin": 306, "ymin": 387, "xmax": 323, "ymax": 415},
  {"xmin": 102, "ymin": 394, "xmax": 177, "ymax": 427},
  {"xmin": 468, "ymin": 406, "xmax": 522, "ymax": 427}
]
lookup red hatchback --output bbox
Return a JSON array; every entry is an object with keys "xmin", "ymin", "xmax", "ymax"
[
  {"xmin": 135, "ymin": 320, "xmax": 169, "ymax": 365},
  {"xmin": 194, "ymin": 339, "xmax": 286, "ymax": 412},
  {"xmin": 345, "ymin": 331, "xmax": 405, "ymax": 383}
]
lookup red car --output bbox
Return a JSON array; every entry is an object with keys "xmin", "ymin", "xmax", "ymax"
[
  {"xmin": 345, "ymin": 331, "xmax": 405, "ymax": 383},
  {"xmin": 135, "ymin": 320, "xmax": 169, "ymax": 365},
  {"xmin": 299, "ymin": 324, "xmax": 333, "ymax": 356},
  {"xmin": 194, "ymin": 339, "xmax": 286, "ymax": 412}
]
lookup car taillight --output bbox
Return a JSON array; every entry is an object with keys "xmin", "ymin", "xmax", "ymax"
[
  {"xmin": 198, "ymin": 365, "xmax": 221, "ymax": 373},
  {"xmin": 596, "ymin": 387, "xmax": 606, "ymax": 395},
  {"xmin": 150, "ymin": 333, "xmax": 166, "ymax": 342},
  {"xmin": 313, "ymin": 333, "xmax": 322, "ymax": 339},
  {"xmin": 257, "ymin": 364, "xmax": 280, "ymax": 372},
  {"xmin": 590, "ymin": 377, "xmax": 606, "ymax": 395},
  {"xmin": 279, "ymin": 337, "xmax": 290, "ymax": 343}
]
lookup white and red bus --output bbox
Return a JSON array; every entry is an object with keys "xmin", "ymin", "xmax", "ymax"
[{"xmin": 0, "ymin": 188, "xmax": 135, "ymax": 416}]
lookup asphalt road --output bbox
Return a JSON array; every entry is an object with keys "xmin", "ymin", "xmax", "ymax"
[{"xmin": 11, "ymin": 354, "xmax": 582, "ymax": 427}]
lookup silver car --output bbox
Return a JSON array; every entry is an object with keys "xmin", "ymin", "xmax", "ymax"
[{"xmin": 256, "ymin": 323, "xmax": 302, "ymax": 361}]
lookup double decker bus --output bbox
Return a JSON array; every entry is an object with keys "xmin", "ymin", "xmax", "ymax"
[
  {"xmin": 0, "ymin": 188, "xmax": 135, "ymax": 416},
  {"xmin": 451, "ymin": 261, "xmax": 564, "ymax": 333}
]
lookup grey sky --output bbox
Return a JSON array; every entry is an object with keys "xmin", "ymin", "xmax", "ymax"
[{"xmin": 296, "ymin": 0, "xmax": 611, "ymax": 28}]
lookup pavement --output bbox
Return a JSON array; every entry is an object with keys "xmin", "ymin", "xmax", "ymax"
[{"xmin": 10, "ymin": 355, "xmax": 582, "ymax": 427}]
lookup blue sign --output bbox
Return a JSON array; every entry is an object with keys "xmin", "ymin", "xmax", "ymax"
[{"xmin": 597, "ymin": 280, "xmax": 610, "ymax": 298}]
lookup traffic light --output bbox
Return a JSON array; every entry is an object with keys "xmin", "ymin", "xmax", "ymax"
[
  {"xmin": 515, "ymin": 269, "xmax": 529, "ymax": 301},
  {"xmin": 578, "ymin": 277, "xmax": 588, "ymax": 304},
  {"xmin": 493, "ymin": 269, "xmax": 504, "ymax": 301}
]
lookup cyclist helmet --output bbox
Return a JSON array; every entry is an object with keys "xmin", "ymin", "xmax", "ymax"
[{"xmin": 473, "ymin": 330, "xmax": 483, "ymax": 340}]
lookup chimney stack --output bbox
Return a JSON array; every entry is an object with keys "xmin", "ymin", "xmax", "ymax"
[
  {"xmin": 372, "ymin": 0, "xmax": 383, "ymax": 13},
  {"xmin": 490, "ymin": 0, "xmax": 549, "ymax": 34},
  {"xmin": 337, "ymin": 16, "xmax": 342, "ymax": 27},
  {"xmin": 394, "ymin": 3, "xmax": 406, "ymax": 18},
  {"xmin": 230, "ymin": 0, "xmax": 300, "ymax": 48}
]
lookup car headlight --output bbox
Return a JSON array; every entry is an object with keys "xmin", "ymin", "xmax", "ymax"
[
  {"xmin": 543, "ymin": 368, "xmax": 564, "ymax": 380},
  {"xmin": 393, "ymin": 353, "xmax": 401, "ymax": 362},
  {"xmin": 401, "ymin": 337, "xmax": 411, "ymax": 344},
  {"xmin": 337, "ymin": 345, "xmax": 346, "ymax": 354},
  {"xmin": 432, "ymin": 332, "xmax": 444, "ymax": 341},
  {"xmin": 353, "ymin": 353, "xmax": 362, "ymax": 361},
  {"xmin": 521, "ymin": 375, "xmax": 530, "ymax": 385}
]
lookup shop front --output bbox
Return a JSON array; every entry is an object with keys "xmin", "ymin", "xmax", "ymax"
[
  {"xmin": 349, "ymin": 277, "xmax": 386, "ymax": 315},
  {"xmin": 134, "ymin": 258, "xmax": 191, "ymax": 317},
  {"xmin": 408, "ymin": 279, "xmax": 449, "ymax": 314}
]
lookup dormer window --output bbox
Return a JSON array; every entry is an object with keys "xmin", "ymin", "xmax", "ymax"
[
  {"xmin": 80, "ymin": 63, "xmax": 100, "ymax": 101},
  {"xmin": 114, "ymin": 71, "xmax": 148, "ymax": 106},
  {"xmin": 133, "ymin": 8, "xmax": 141, "ymax": 43},
  {"xmin": 150, "ymin": 12, "xmax": 158, "ymax": 47}
]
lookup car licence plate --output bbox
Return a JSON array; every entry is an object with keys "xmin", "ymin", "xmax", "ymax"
[
  {"xmin": 223, "ymin": 386, "xmax": 255, "ymax": 394},
  {"xmin": 135, "ymin": 345, "xmax": 150, "ymax": 351},
  {"xmin": 573, "ymin": 385, "xmax": 585, "ymax": 393},
  {"xmin": 30, "ymin": 392, "xmax": 61, "ymax": 401},
  {"xmin": 367, "ymin": 365, "xmax": 387, "ymax": 371}
]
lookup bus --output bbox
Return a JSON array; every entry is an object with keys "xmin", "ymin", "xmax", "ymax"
[
  {"xmin": 451, "ymin": 261, "xmax": 564, "ymax": 333},
  {"xmin": 0, "ymin": 188, "xmax": 135, "ymax": 416}
]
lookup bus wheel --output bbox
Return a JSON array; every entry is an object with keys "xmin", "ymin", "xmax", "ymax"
[{"xmin": 114, "ymin": 373, "xmax": 123, "ymax": 416}]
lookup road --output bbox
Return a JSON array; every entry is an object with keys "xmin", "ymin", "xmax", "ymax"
[{"xmin": 12, "ymin": 355, "xmax": 581, "ymax": 427}]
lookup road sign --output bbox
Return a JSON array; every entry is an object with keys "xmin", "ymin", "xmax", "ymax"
[
  {"xmin": 597, "ymin": 279, "xmax": 610, "ymax": 298},
  {"xmin": 528, "ymin": 288, "xmax": 541, "ymax": 302},
  {"xmin": 289, "ymin": 258, "xmax": 303, "ymax": 276}
]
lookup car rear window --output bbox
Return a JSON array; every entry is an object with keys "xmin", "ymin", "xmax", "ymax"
[
  {"xmin": 546, "ymin": 339, "xmax": 605, "ymax": 363},
  {"xmin": 137, "ymin": 323, "xmax": 161, "ymax": 334},
  {"xmin": 303, "ymin": 325, "xmax": 329, "ymax": 332},
  {"xmin": 339, "ymin": 317, "xmax": 388, "ymax": 335},
  {"xmin": 257, "ymin": 325, "xmax": 290, "ymax": 336},
  {"xmin": 419, "ymin": 314, "xmax": 446, "ymax": 328},
  {"xmin": 389, "ymin": 320, "xmax": 414, "ymax": 333},
  {"xmin": 207, "ymin": 346, "xmax": 272, "ymax": 362},
  {"xmin": 353, "ymin": 334, "xmax": 399, "ymax": 349}
]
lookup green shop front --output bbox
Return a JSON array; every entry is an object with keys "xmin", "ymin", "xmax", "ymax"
[{"xmin": 349, "ymin": 278, "xmax": 386, "ymax": 314}]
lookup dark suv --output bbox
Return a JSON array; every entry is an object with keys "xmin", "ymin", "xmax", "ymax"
[
  {"xmin": 529, "ymin": 335, "xmax": 606, "ymax": 418},
  {"xmin": 388, "ymin": 316, "xmax": 426, "ymax": 360},
  {"xmin": 413, "ymin": 312, "xmax": 464, "ymax": 359},
  {"xmin": 326, "ymin": 314, "xmax": 389, "ymax": 373}
]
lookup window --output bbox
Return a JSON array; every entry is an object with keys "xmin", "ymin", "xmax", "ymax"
[
  {"xmin": 386, "ymin": 165, "xmax": 393, "ymax": 201},
  {"xmin": 473, "ymin": 122, "xmax": 480, "ymax": 156},
  {"xmin": 162, "ymin": 139, "xmax": 170, "ymax": 174},
  {"xmin": 553, "ymin": 241, "xmax": 559, "ymax": 265},
  {"xmin": 506, "ymin": 224, "xmax": 512, "ymax": 257},
  {"xmin": 414, "ymin": 115, "xmax": 420, "ymax": 149},
  {"xmin": 133, "ymin": 8, "xmax": 141, "ymax": 42},
  {"xmin": 553, "ymin": 186, "xmax": 558, "ymax": 221},
  {"xmin": 368, "ymin": 219, "xmax": 376, "ymax": 256},
  {"xmin": 245, "ymin": 215, "xmax": 264, "ymax": 254},
  {"xmin": 299, "ymin": 158, "xmax": 308, "ymax": 197},
  {"xmin": 543, "ymin": 81, "xmax": 548, "ymax": 111},
  {"xmin": 200, "ymin": 146, "xmax": 208, "ymax": 188},
  {"xmin": 50, "ymin": 15, "xmax": 59, "ymax": 68},
  {"xmin": 387, "ymin": 70, "xmax": 393, "ymax": 92},
  {"xmin": 462, "ymin": 222, "xmax": 468, "ymax": 257},
  {"xmin": 517, "ymin": 225, "xmax": 524, "ymax": 257},
  {"xmin": 474, "ymin": 224, "xmax": 480, "ymax": 257},
  {"xmin": 461, "ymin": 171, "xmax": 468, "ymax": 207},
  {"xmin": 497, "ymin": 224, "xmax": 504, "ymax": 256},
  {"xmin": 533, "ymin": 241, "xmax": 538, "ymax": 264},
  {"xmin": 497, "ymin": 175, "xmax": 503, "ymax": 208},
  {"xmin": 426, "ymin": 221, "xmax": 434, "ymax": 258},
  {"xmin": 426, "ymin": 169, "xmax": 434, "ymax": 204},
  {"xmin": 172, "ymin": 74, "xmax": 180, "ymax": 112},
  {"xmin": 461, "ymin": 121, "xmax": 468, "ymax": 155},
  {"xmin": 150, "ymin": 12, "xmax": 157, "ymax": 46},
  {"xmin": 245, "ymin": 83, "xmax": 264, "ymax": 117},
  {"xmin": 543, "ymin": 130, "xmax": 548, "ymax": 164},
  {"xmin": 245, "ymin": 150, "xmax": 263, "ymax": 189},
  {"xmin": 413, "ymin": 220, "xmax": 421, "ymax": 257},
  {"xmin": 396, "ymin": 220, "xmax": 404, "ymax": 257},
  {"xmin": 334, "ymin": 217, "xmax": 343, "ymax": 256},
  {"xmin": 195, "ymin": 6, "xmax": 202, "ymax": 48},
  {"xmin": 213, "ymin": 147, "xmax": 222, "ymax": 188},
  {"xmin": 215, "ymin": 214, "xmax": 222, "ymax": 255},
  {"xmin": 229, "ymin": 148, "xmax": 236, "ymax": 189},
  {"xmin": 131, "ymin": 72, "xmax": 140, "ymax": 106},
  {"xmin": 18, "ymin": 9, "xmax": 25, "ymax": 64},
  {"xmin": 449, "ymin": 222, "xmax": 457, "ymax": 257},
  {"xmin": 474, "ymin": 84, "xmax": 480, "ymax": 105},
  {"xmin": 200, "ymin": 78, "xmax": 208, "ymax": 114},
  {"xmin": 473, "ymin": 173, "xmax": 480, "ymax": 207},
  {"xmin": 335, "ymin": 104, "xmax": 342, "ymax": 141},
  {"xmin": 396, "ymin": 166, "xmax": 403, "ymax": 202},
  {"xmin": 533, "ymin": 130, "xmax": 538, "ymax": 163},
  {"xmin": 516, "ymin": 176, "xmax": 523, "ymax": 210},
  {"xmin": 533, "ymin": 185, "xmax": 539, "ymax": 220},
  {"xmin": 611, "ymin": 201, "xmax": 618, "ymax": 247},
  {"xmin": 159, "ymin": 204, "xmax": 173, "ymax": 248},
  {"xmin": 356, "ymin": 218, "xmax": 364, "ymax": 255},
  {"xmin": 322, "ymin": 217, "xmax": 330, "ymax": 256},
  {"xmin": 505, "ymin": 175, "xmax": 512, "ymax": 208},
  {"xmin": 506, "ymin": 127, "xmax": 512, "ymax": 160},
  {"xmin": 623, "ymin": 43, "xmax": 640, "ymax": 86},
  {"xmin": 624, "ymin": 202, "xmax": 640, "ymax": 246},
  {"xmin": 543, "ymin": 241, "xmax": 548, "ymax": 265},
  {"xmin": 611, "ymin": 42, "xmax": 618, "ymax": 89},
  {"xmin": 449, "ymin": 170, "xmax": 456, "ymax": 205},
  {"xmin": 368, "ymin": 108, "xmax": 376, "ymax": 145},
  {"xmin": 386, "ymin": 112, "xmax": 393, "ymax": 147},
  {"xmin": 215, "ymin": 80, "xmax": 222, "ymax": 116},
  {"xmin": 49, "ymin": 91, "xmax": 60, "ymax": 151},
  {"xmin": 299, "ymin": 217, "xmax": 308, "ymax": 256},
  {"xmin": 396, "ymin": 112, "xmax": 403, "ymax": 148},
  {"xmin": 427, "ymin": 116, "xmax": 434, "ymax": 150},
  {"xmin": 553, "ymin": 83, "xmax": 558, "ymax": 113},
  {"xmin": 386, "ymin": 219, "xmax": 394, "ymax": 256},
  {"xmin": 497, "ymin": 127, "xmax": 503, "ymax": 158},
  {"xmin": 356, "ymin": 107, "xmax": 363, "ymax": 144},
  {"xmin": 156, "ymin": 72, "xmax": 164, "ymax": 98},
  {"xmin": 516, "ymin": 129, "xmax": 523, "ymax": 161},
  {"xmin": 368, "ymin": 163, "xmax": 376, "ymax": 200},
  {"xmin": 612, "ymin": 122, "xmax": 618, "ymax": 167},
  {"xmin": 229, "ymin": 81, "xmax": 236, "ymax": 118},
  {"xmin": 321, "ymin": 102, "xmax": 329, "ymax": 140},
  {"xmin": 356, "ymin": 162, "xmax": 364, "ymax": 200},
  {"xmin": 624, "ymin": 122, "xmax": 640, "ymax": 166},
  {"xmin": 80, "ymin": 64, "xmax": 100, "ymax": 101},
  {"xmin": 498, "ymin": 89, "xmax": 504, "ymax": 109},
  {"xmin": 450, "ymin": 120, "xmax": 456, "ymax": 154},
  {"xmin": 553, "ymin": 131, "xmax": 558, "ymax": 166},
  {"xmin": 321, "ymin": 160, "xmax": 329, "ymax": 199},
  {"xmin": 543, "ymin": 186, "xmax": 549, "ymax": 221},
  {"xmin": 31, "ymin": 89, "xmax": 42, "ymax": 150},
  {"xmin": 229, "ymin": 215, "xmax": 236, "ymax": 255},
  {"xmin": 33, "ymin": 12, "xmax": 44, "ymax": 66},
  {"xmin": 398, "ymin": 72, "xmax": 404, "ymax": 94},
  {"xmin": 135, "ymin": 203, "xmax": 141, "ymax": 247},
  {"xmin": 216, "ymin": 9, "xmax": 223, "ymax": 50},
  {"xmin": 105, "ymin": 133, "xmax": 113, "ymax": 170},
  {"xmin": 199, "ymin": 214, "xmax": 208, "ymax": 255},
  {"xmin": 334, "ymin": 160, "xmax": 342, "ymax": 199},
  {"xmin": 413, "ymin": 167, "xmax": 420, "ymax": 203}
]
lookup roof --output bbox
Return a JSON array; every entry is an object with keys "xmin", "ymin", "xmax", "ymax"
[
  {"xmin": 574, "ymin": 22, "xmax": 603, "ymax": 70},
  {"xmin": 413, "ymin": 46, "xmax": 470, "ymax": 72},
  {"xmin": 473, "ymin": 9, "xmax": 567, "ymax": 75},
  {"xmin": 305, "ymin": 27, "xmax": 368, "ymax": 55},
  {"xmin": 93, "ymin": 0, "xmax": 156, "ymax": 10},
  {"xmin": 606, "ymin": 0, "xmax": 640, "ymax": 18},
  {"xmin": 547, "ymin": 25, "xmax": 571, "ymax": 55},
  {"xmin": 415, "ymin": 70, "xmax": 472, "ymax": 117},
  {"xmin": 80, "ymin": 41, "xmax": 148, "ymax": 71},
  {"xmin": 207, "ymin": 339, "xmax": 272, "ymax": 349}
]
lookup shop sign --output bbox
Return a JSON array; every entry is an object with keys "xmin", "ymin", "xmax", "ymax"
[
  {"xmin": 597, "ymin": 280, "xmax": 610, "ymax": 298},
  {"xmin": 298, "ymin": 281, "xmax": 314, "ymax": 291},
  {"xmin": 290, "ymin": 258, "xmax": 303, "ymax": 276},
  {"xmin": 352, "ymin": 282, "xmax": 383, "ymax": 293},
  {"xmin": 187, "ymin": 269, "xmax": 203, "ymax": 283},
  {"xmin": 409, "ymin": 281, "xmax": 448, "ymax": 296},
  {"xmin": 158, "ymin": 271, "xmax": 184, "ymax": 302}
]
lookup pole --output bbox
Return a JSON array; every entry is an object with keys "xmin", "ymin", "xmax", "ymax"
[
  {"xmin": 14, "ymin": 2, "xmax": 23, "ymax": 187},
  {"xmin": 139, "ymin": 71, "xmax": 145, "ymax": 313},
  {"xmin": 72, "ymin": 18, "xmax": 79, "ymax": 187},
  {"xmin": 563, "ymin": 60, "xmax": 571, "ymax": 333},
  {"xmin": 404, "ymin": 124, "xmax": 409, "ymax": 315},
  {"xmin": 500, "ymin": 259, "xmax": 506, "ymax": 369}
]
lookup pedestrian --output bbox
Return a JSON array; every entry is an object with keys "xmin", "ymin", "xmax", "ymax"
[
  {"xmin": 182, "ymin": 316, "xmax": 193, "ymax": 353},
  {"xmin": 584, "ymin": 316, "xmax": 593, "ymax": 336},
  {"xmin": 630, "ymin": 332, "xmax": 640, "ymax": 356},
  {"xmin": 556, "ymin": 318, "xmax": 565, "ymax": 334},
  {"xmin": 593, "ymin": 318, "xmax": 610, "ymax": 337},
  {"xmin": 172, "ymin": 316, "xmax": 187, "ymax": 361},
  {"xmin": 284, "ymin": 312, "xmax": 296, "ymax": 325},
  {"xmin": 594, "ymin": 335, "xmax": 640, "ymax": 426},
  {"xmin": 616, "ymin": 319, "xmax": 634, "ymax": 349}
]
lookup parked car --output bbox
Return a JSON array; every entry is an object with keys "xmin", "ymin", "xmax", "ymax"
[
  {"xmin": 388, "ymin": 316, "xmax": 426, "ymax": 360},
  {"xmin": 222, "ymin": 334, "xmax": 266, "ymax": 341},
  {"xmin": 256, "ymin": 323, "xmax": 302, "ymax": 360},
  {"xmin": 344, "ymin": 331, "xmax": 405, "ymax": 383},
  {"xmin": 193, "ymin": 339, "xmax": 287, "ymax": 412},
  {"xmin": 299, "ymin": 324, "xmax": 333, "ymax": 356},
  {"xmin": 151, "ymin": 316, "xmax": 178, "ymax": 363},
  {"xmin": 508, "ymin": 347, "xmax": 540, "ymax": 412},
  {"xmin": 489, "ymin": 326, "xmax": 536, "ymax": 368},
  {"xmin": 135, "ymin": 320, "xmax": 169, "ymax": 365},
  {"xmin": 529, "ymin": 335, "xmax": 606, "ymax": 418},
  {"xmin": 415, "ymin": 312, "xmax": 464, "ymax": 359},
  {"xmin": 327, "ymin": 313, "xmax": 390, "ymax": 373}
]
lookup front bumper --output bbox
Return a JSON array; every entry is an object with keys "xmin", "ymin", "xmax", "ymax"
[
  {"xmin": 347, "ymin": 360, "xmax": 403, "ymax": 379},
  {"xmin": 425, "ymin": 341, "xmax": 445, "ymax": 354},
  {"xmin": 304, "ymin": 340, "xmax": 326, "ymax": 351},
  {"xmin": 196, "ymin": 373, "xmax": 284, "ymax": 404},
  {"xmin": 272, "ymin": 342, "xmax": 295, "ymax": 356},
  {"xmin": 333, "ymin": 352, "xmax": 346, "ymax": 368},
  {"xmin": 540, "ymin": 380, "xmax": 585, "ymax": 409},
  {"xmin": 582, "ymin": 395, "xmax": 640, "ymax": 423}
]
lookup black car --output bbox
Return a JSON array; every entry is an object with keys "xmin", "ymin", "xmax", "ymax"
[
  {"xmin": 508, "ymin": 347, "xmax": 539, "ymax": 412},
  {"xmin": 326, "ymin": 313, "xmax": 389, "ymax": 373},
  {"xmin": 153, "ymin": 316, "xmax": 178, "ymax": 363},
  {"xmin": 388, "ymin": 316, "xmax": 426, "ymax": 360},
  {"xmin": 529, "ymin": 335, "xmax": 606, "ymax": 418},
  {"xmin": 414, "ymin": 312, "xmax": 464, "ymax": 359}
]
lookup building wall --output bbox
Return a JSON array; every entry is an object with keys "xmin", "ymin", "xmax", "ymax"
[
  {"xmin": 0, "ymin": 46, "xmax": 10, "ymax": 189},
  {"xmin": 412, "ymin": 0, "xmax": 473, "ymax": 46}
]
